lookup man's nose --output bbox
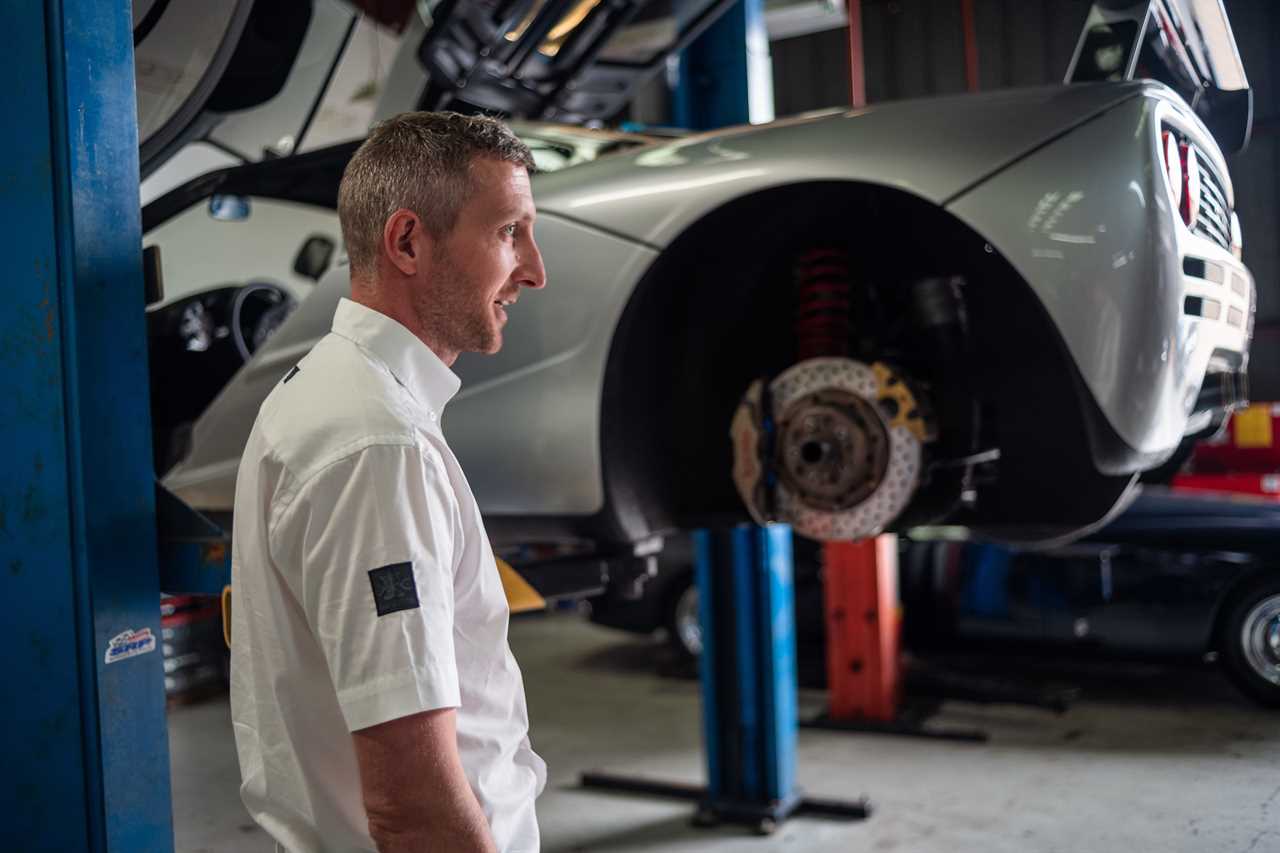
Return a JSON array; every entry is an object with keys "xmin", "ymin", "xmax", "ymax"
[{"xmin": 519, "ymin": 235, "xmax": 547, "ymax": 290}]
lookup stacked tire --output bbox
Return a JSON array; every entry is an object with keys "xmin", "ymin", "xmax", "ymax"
[{"xmin": 161, "ymin": 594, "xmax": 228, "ymax": 704}]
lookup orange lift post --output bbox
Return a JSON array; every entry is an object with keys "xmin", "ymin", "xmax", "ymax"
[
  {"xmin": 803, "ymin": 0, "xmax": 1066, "ymax": 741},
  {"xmin": 822, "ymin": 537, "xmax": 900, "ymax": 722}
]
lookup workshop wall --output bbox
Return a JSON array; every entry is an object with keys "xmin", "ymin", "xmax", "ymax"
[
  {"xmin": 769, "ymin": 0, "xmax": 1280, "ymax": 395},
  {"xmin": 1222, "ymin": 0, "xmax": 1279, "ymax": 396},
  {"xmin": 770, "ymin": 0, "xmax": 1091, "ymax": 113}
]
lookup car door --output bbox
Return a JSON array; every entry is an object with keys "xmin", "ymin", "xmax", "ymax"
[{"xmin": 134, "ymin": 0, "xmax": 357, "ymax": 181}]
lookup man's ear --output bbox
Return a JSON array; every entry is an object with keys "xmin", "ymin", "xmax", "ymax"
[{"xmin": 382, "ymin": 208, "xmax": 429, "ymax": 276}]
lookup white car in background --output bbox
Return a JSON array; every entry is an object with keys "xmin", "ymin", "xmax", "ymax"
[{"xmin": 140, "ymin": 0, "xmax": 1255, "ymax": 562}]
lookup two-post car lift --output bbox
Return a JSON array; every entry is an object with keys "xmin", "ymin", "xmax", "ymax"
[{"xmin": 4, "ymin": 3, "xmax": 176, "ymax": 849}]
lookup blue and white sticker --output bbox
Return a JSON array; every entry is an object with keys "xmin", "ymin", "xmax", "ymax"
[{"xmin": 104, "ymin": 627, "xmax": 156, "ymax": 664}]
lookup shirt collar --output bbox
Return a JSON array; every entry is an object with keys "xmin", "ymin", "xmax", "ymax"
[{"xmin": 330, "ymin": 297, "xmax": 462, "ymax": 416}]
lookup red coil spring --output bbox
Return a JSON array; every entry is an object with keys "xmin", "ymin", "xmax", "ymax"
[{"xmin": 795, "ymin": 247, "xmax": 853, "ymax": 360}]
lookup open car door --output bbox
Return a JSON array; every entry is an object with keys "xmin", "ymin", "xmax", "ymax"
[
  {"xmin": 134, "ymin": 0, "xmax": 358, "ymax": 178},
  {"xmin": 1066, "ymin": 0, "xmax": 1252, "ymax": 152}
]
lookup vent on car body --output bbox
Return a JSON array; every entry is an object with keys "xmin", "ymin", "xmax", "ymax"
[{"xmin": 1187, "ymin": 140, "xmax": 1233, "ymax": 251}]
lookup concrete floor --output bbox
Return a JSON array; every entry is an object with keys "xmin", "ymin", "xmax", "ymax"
[{"xmin": 170, "ymin": 612, "xmax": 1280, "ymax": 853}]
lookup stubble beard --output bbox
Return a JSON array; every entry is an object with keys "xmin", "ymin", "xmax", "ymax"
[{"xmin": 412, "ymin": 247, "xmax": 501, "ymax": 358}]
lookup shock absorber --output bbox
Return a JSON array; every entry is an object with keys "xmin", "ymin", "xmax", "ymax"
[
  {"xmin": 794, "ymin": 247, "xmax": 853, "ymax": 360},
  {"xmin": 731, "ymin": 247, "xmax": 930, "ymax": 540}
]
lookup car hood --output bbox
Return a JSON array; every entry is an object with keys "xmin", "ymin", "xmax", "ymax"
[{"xmin": 531, "ymin": 81, "xmax": 1150, "ymax": 247}]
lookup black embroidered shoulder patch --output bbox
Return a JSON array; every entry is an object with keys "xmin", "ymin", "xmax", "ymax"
[{"xmin": 368, "ymin": 562, "xmax": 419, "ymax": 616}]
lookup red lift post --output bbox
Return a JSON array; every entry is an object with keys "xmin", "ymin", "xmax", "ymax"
[
  {"xmin": 823, "ymin": 537, "xmax": 900, "ymax": 721},
  {"xmin": 846, "ymin": 0, "xmax": 865, "ymax": 109},
  {"xmin": 792, "ymin": 246, "xmax": 900, "ymax": 722},
  {"xmin": 815, "ymin": 0, "xmax": 983, "ymax": 727},
  {"xmin": 961, "ymin": 0, "xmax": 979, "ymax": 92},
  {"xmin": 808, "ymin": 0, "xmax": 902, "ymax": 728}
]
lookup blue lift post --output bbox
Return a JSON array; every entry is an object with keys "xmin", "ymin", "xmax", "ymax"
[
  {"xmin": 581, "ymin": 3, "xmax": 865, "ymax": 833},
  {"xmin": 2, "ymin": 2, "xmax": 175, "ymax": 851},
  {"xmin": 670, "ymin": 0, "xmax": 774, "ymax": 130},
  {"xmin": 580, "ymin": 525, "xmax": 870, "ymax": 833},
  {"xmin": 696, "ymin": 526, "xmax": 801, "ymax": 823}
]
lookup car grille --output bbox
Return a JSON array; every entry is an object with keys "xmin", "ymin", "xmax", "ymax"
[{"xmin": 1189, "ymin": 142, "xmax": 1233, "ymax": 251}]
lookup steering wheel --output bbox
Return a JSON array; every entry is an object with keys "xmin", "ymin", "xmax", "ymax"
[{"xmin": 231, "ymin": 282, "xmax": 295, "ymax": 361}]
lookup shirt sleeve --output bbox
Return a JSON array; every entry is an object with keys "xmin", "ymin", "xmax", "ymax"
[{"xmin": 274, "ymin": 441, "xmax": 462, "ymax": 732}]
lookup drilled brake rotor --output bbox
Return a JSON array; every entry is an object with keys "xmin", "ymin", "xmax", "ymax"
[{"xmin": 730, "ymin": 357, "xmax": 927, "ymax": 541}]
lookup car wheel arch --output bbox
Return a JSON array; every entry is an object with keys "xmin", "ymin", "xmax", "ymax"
[{"xmin": 594, "ymin": 178, "xmax": 1125, "ymax": 543}]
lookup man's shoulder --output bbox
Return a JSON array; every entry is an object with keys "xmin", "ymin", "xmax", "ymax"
[{"xmin": 251, "ymin": 333, "xmax": 422, "ymax": 485}]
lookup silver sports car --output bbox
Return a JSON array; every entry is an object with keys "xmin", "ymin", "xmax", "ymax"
[{"xmin": 142, "ymin": 0, "xmax": 1255, "ymax": 554}]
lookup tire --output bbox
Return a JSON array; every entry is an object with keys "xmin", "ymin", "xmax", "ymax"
[
  {"xmin": 1218, "ymin": 574, "xmax": 1280, "ymax": 709},
  {"xmin": 665, "ymin": 576, "xmax": 703, "ymax": 660}
]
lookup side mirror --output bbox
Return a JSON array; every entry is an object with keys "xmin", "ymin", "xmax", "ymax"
[
  {"xmin": 293, "ymin": 234, "xmax": 336, "ymax": 282},
  {"xmin": 208, "ymin": 194, "xmax": 252, "ymax": 221}
]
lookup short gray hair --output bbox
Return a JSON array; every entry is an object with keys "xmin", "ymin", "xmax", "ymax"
[{"xmin": 337, "ymin": 111, "xmax": 535, "ymax": 278}]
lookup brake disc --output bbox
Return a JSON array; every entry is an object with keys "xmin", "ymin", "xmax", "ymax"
[{"xmin": 730, "ymin": 357, "xmax": 928, "ymax": 541}]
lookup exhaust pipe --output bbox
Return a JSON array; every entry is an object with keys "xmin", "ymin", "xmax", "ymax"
[{"xmin": 1194, "ymin": 370, "xmax": 1249, "ymax": 414}]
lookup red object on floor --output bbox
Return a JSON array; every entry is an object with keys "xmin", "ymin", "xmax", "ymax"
[
  {"xmin": 823, "ymin": 536, "xmax": 901, "ymax": 722},
  {"xmin": 1174, "ymin": 403, "xmax": 1280, "ymax": 500},
  {"xmin": 1187, "ymin": 403, "xmax": 1280, "ymax": 472}
]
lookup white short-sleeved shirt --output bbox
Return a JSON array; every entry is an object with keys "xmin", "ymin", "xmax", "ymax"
[{"xmin": 230, "ymin": 298, "xmax": 545, "ymax": 853}]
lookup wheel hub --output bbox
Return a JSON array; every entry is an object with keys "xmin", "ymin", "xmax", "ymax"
[
  {"xmin": 673, "ymin": 586, "xmax": 703, "ymax": 657},
  {"xmin": 730, "ymin": 357, "xmax": 929, "ymax": 541},
  {"xmin": 1241, "ymin": 595, "xmax": 1280, "ymax": 686},
  {"xmin": 777, "ymin": 390, "xmax": 889, "ymax": 512}
]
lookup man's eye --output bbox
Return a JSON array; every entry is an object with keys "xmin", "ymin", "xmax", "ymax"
[{"xmin": 502, "ymin": 224, "xmax": 517, "ymax": 237}]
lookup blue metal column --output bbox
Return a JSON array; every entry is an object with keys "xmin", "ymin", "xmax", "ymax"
[
  {"xmin": 670, "ymin": 0, "xmax": 774, "ymax": 130},
  {"xmin": 580, "ymin": 525, "xmax": 868, "ymax": 830},
  {"xmin": 693, "ymin": 525, "xmax": 800, "ymax": 824},
  {"xmin": 2, "ymin": 1, "xmax": 173, "ymax": 851}
]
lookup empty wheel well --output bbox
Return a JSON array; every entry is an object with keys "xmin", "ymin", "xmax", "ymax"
[{"xmin": 599, "ymin": 181, "xmax": 1132, "ymax": 544}]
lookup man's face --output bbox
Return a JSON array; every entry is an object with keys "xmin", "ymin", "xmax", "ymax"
[{"xmin": 412, "ymin": 158, "xmax": 546, "ymax": 358}]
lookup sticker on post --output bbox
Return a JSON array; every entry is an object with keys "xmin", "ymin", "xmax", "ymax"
[{"xmin": 104, "ymin": 627, "xmax": 156, "ymax": 664}]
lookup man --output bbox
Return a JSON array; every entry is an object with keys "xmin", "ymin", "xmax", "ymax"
[{"xmin": 229, "ymin": 112, "xmax": 548, "ymax": 853}]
